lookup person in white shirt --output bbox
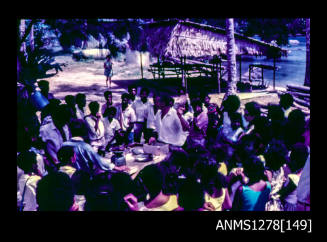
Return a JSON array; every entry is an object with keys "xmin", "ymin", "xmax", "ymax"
[
  {"xmin": 279, "ymin": 93, "xmax": 294, "ymax": 118},
  {"xmin": 103, "ymin": 106, "xmax": 121, "ymax": 149},
  {"xmin": 115, "ymin": 93, "xmax": 136, "ymax": 144},
  {"xmin": 132, "ymin": 87, "xmax": 151, "ymax": 143},
  {"xmin": 75, "ymin": 93, "xmax": 86, "ymax": 120},
  {"xmin": 101, "ymin": 90, "xmax": 113, "ymax": 116},
  {"xmin": 84, "ymin": 101, "xmax": 105, "ymax": 152},
  {"xmin": 149, "ymin": 94, "xmax": 188, "ymax": 147},
  {"xmin": 146, "ymin": 93, "xmax": 160, "ymax": 143}
]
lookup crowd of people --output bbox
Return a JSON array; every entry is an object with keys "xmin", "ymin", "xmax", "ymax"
[{"xmin": 17, "ymin": 79, "xmax": 310, "ymax": 211}]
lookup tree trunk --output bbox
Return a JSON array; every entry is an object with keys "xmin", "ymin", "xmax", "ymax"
[
  {"xmin": 20, "ymin": 19, "xmax": 27, "ymax": 60},
  {"xmin": 304, "ymin": 18, "xmax": 310, "ymax": 87},
  {"xmin": 223, "ymin": 18, "xmax": 238, "ymax": 100},
  {"xmin": 29, "ymin": 23, "xmax": 34, "ymax": 52}
]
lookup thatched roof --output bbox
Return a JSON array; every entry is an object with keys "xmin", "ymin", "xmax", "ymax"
[{"xmin": 141, "ymin": 20, "xmax": 288, "ymax": 60}]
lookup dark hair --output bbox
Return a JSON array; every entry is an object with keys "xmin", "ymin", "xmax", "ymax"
[
  {"xmin": 245, "ymin": 101, "xmax": 261, "ymax": 118},
  {"xmin": 121, "ymin": 93, "xmax": 131, "ymax": 101},
  {"xmin": 159, "ymin": 94, "xmax": 172, "ymax": 107},
  {"xmin": 65, "ymin": 95, "xmax": 76, "ymax": 107},
  {"xmin": 128, "ymin": 85, "xmax": 137, "ymax": 93},
  {"xmin": 268, "ymin": 104, "xmax": 285, "ymax": 122},
  {"xmin": 88, "ymin": 101, "xmax": 100, "ymax": 114},
  {"xmin": 201, "ymin": 164, "xmax": 227, "ymax": 195},
  {"xmin": 71, "ymin": 170, "xmax": 91, "ymax": 195},
  {"xmin": 57, "ymin": 146, "xmax": 75, "ymax": 166},
  {"xmin": 75, "ymin": 93, "xmax": 86, "ymax": 105},
  {"xmin": 103, "ymin": 106, "xmax": 117, "ymax": 117},
  {"xmin": 134, "ymin": 164, "xmax": 164, "ymax": 201},
  {"xmin": 140, "ymin": 87, "xmax": 150, "ymax": 95},
  {"xmin": 229, "ymin": 112, "xmax": 243, "ymax": 128},
  {"xmin": 17, "ymin": 151, "xmax": 37, "ymax": 173},
  {"xmin": 70, "ymin": 119, "xmax": 88, "ymax": 137},
  {"xmin": 178, "ymin": 178, "xmax": 204, "ymax": 211},
  {"xmin": 242, "ymin": 155, "xmax": 266, "ymax": 182},
  {"xmin": 109, "ymin": 172, "xmax": 137, "ymax": 197},
  {"xmin": 104, "ymin": 90, "xmax": 112, "ymax": 98},
  {"xmin": 264, "ymin": 139, "xmax": 289, "ymax": 171},
  {"xmin": 51, "ymin": 104, "xmax": 71, "ymax": 128},
  {"xmin": 38, "ymin": 80, "xmax": 49, "ymax": 88},
  {"xmin": 280, "ymin": 93, "xmax": 294, "ymax": 109},
  {"xmin": 36, "ymin": 172, "xmax": 74, "ymax": 211},
  {"xmin": 284, "ymin": 109, "xmax": 306, "ymax": 148},
  {"xmin": 191, "ymin": 99, "xmax": 203, "ymax": 112},
  {"xmin": 289, "ymin": 142, "xmax": 309, "ymax": 173},
  {"xmin": 223, "ymin": 95, "xmax": 240, "ymax": 113}
]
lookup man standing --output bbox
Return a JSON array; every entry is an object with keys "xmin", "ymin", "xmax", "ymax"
[
  {"xmin": 149, "ymin": 95, "xmax": 188, "ymax": 147},
  {"xmin": 101, "ymin": 90, "xmax": 114, "ymax": 116},
  {"xmin": 132, "ymin": 87, "xmax": 151, "ymax": 143},
  {"xmin": 115, "ymin": 93, "xmax": 136, "ymax": 144}
]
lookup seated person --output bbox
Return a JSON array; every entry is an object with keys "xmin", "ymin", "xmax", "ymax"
[
  {"xmin": 232, "ymin": 156, "xmax": 271, "ymax": 211},
  {"xmin": 36, "ymin": 172, "xmax": 76, "ymax": 211},
  {"xmin": 174, "ymin": 178, "xmax": 206, "ymax": 211},
  {"xmin": 57, "ymin": 146, "xmax": 77, "ymax": 178},
  {"xmin": 38, "ymin": 80, "xmax": 55, "ymax": 100},
  {"xmin": 223, "ymin": 112, "xmax": 244, "ymax": 144},
  {"xmin": 201, "ymin": 164, "xmax": 232, "ymax": 211},
  {"xmin": 185, "ymin": 100, "xmax": 208, "ymax": 149},
  {"xmin": 279, "ymin": 93, "xmax": 294, "ymax": 118},
  {"xmin": 17, "ymin": 151, "xmax": 43, "ymax": 211},
  {"xmin": 133, "ymin": 164, "xmax": 179, "ymax": 211}
]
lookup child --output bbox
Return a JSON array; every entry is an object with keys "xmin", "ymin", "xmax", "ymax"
[
  {"xmin": 232, "ymin": 155, "xmax": 271, "ymax": 211},
  {"xmin": 278, "ymin": 142, "xmax": 308, "ymax": 211},
  {"xmin": 57, "ymin": 146, "xmax": 77, "ymax": 178}
]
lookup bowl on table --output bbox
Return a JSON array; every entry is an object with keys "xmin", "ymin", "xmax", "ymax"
[
  {"xmin": 133, "ymin": 153, "xmax": 152, "ymax": 163},
  {"xmin": 131, "ymin": 147, "xmax": 145, "ymax": 155}
]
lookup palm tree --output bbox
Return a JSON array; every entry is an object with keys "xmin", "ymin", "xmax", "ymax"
[
  {"xmin": 304, "ymin": 18, "xmax": 310, "ymax": 87},
  {"xmin": 224, "ymin": 18, "xmax": 238, "ymax": 100}
]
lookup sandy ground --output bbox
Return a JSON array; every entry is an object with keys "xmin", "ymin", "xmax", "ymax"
[{"xmin": 39, "ymin": 54, "xmax": 287, "ymax": 113}]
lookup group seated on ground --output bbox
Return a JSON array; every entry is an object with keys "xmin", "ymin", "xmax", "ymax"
[{"xmin": 17, "ymin": 81, "xmax": 310, "ymax": 211}]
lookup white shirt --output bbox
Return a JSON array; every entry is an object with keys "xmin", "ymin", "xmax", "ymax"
[
  {"xmin": 84, "ymin": 115, "xmax": 105, "ymax": 147},
  {"xmin": 17, "ymin": 174, "xmax": 41, "ymax": 211},
  {"xmin": 75, "ymin": 105, "xmax": 85, "ymax": 120},
  {"xmin": 115, "ymin": 104, "xmax": 136, "ymax": 131},
  {"xmin": 154, "ymin": 108, "xmax": 187, "ymax": 147},
  {"xmin": 132, "ymin": 99, "xmax": 150, "ymax": 122},
  {"xmin": 103, "ymin": 117, "xmax": 121, "ymax": 144},
  {"xmin": 147, "ymin": 103, "xmax": 158, "ymax": 129}
]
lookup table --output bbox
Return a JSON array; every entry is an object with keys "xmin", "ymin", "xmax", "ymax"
[{"xmin": 102, "ymin": 144, "xmax": 170, "ymax": 179}]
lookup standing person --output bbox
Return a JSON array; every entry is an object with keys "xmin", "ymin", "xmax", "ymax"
[
  {"xmin": 115, "ymin": 93, "xmax": 136, "ymax": 144},
  {"xmin": 132, "ymin": 87, "xmax": 151, "ymax": 143},
  {"xmin": 38, "ymin": 80, "xmax": 55, "ymax": 100},
  {"xmin": 186, "ymin": 100, "xmax": 208, "ymax": 149},
  {"xmin": 84, "ymin": 101, "xmax": 105, "ymax": 152},
  {"xmin": 149, "ymin": 94, "xmax": 188, "ymax": 147},
  {"xmin": 146, "ymin": 93, "xmax": 161, "ymax": 144},
  {"xmin": 39, "ymin": 105, "xmax": 72, "ymax": 171},
  {"xmin": 128, "ymin": 85, "xmax": 138, "ymax": 104},
  {"xmin": 64, "ymin": 95, "xmax": 77, "ymax": 121},
  {"xmin": 102, "ymin": 106, "xmax": 121, "ymax": 149},
  {"xmin": 75, "ymin": 93, "xmax": 86, "ymax": 120},
  {"xmin": 104, "ymin": 55, "xmax": 113, "ymax": 88},
  {"xmin": 101, "ymin": 91, "xmax": 113, "ymax": 116}
]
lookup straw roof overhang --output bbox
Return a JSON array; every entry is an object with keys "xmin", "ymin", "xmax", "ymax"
[{"xmin": 141, "ymin": 19, "xmax": 288, "ymax": 60}]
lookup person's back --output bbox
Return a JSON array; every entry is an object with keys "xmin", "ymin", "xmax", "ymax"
[{"xmin": 240, "ymin": 181, "xmax": 271, "ymax": 211}]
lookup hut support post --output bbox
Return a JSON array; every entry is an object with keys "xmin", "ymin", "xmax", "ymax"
[
  {"xmin": 181, "ymin": 56, "xmax": 186, "ymax": 88},
  {"xmin": 140, "ymin": 52, "xmax": 144, "ymax": 80},
  {"xmin": 261, "ymin": 67, "xmax": 264, "ymax": 87},
  {"xmin": 273, "ymin": 57, "xmax": 276, "ymax": 91},
  {"xmin": 217, "ymin": 64, "xmax": 221, "ymax": 93},
  {"xmin": 239, "ymin": 55, "xmax": 242, "ymax": 82}
]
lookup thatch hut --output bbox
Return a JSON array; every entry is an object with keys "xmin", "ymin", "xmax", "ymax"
[{"xmin": 141, "ymin": 19, "xmax": 288, "ymax": 60}]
